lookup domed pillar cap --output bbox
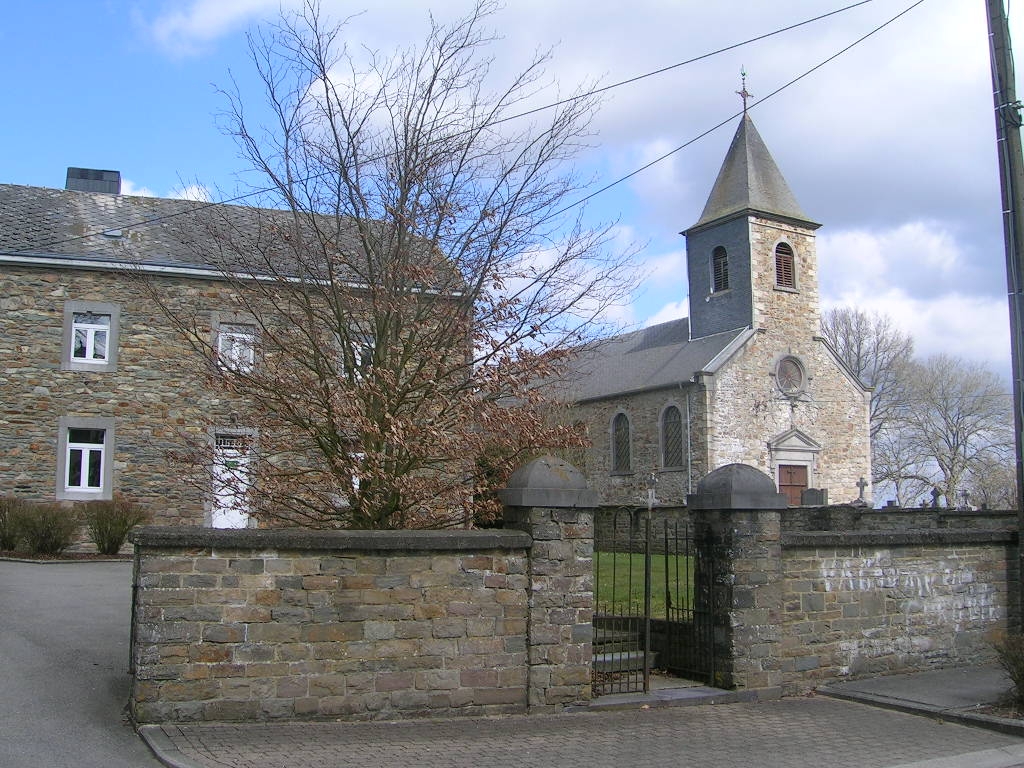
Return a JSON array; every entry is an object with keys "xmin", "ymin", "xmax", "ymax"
[
  {"xmin": 687, "ymin": 463, "xmax": 788, "ymax": 510},
  {"xmin": 498, "ymin": 456, "xmax": 598, "ymax": 509}
]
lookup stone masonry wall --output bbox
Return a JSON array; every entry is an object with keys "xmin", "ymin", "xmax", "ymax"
[
  {"xmin": 778, "ymin": 532, "xmax": 1017, "ymax": 694},
  {"xmin": 130, "ymin": 528, "xmax": 535, "ymax": 722},
  {"xmin": 690, "ymin": 482, "xmax": 1017, "ymax": 698},
  {"xmin": 130, "ymin": 504, "xmax": 594, "ymax": 723},
  {"xmin": 705, "ymin": 341, "xmax": 870, "ymax": 509},
  {"xmin": 571, "ymin": 388, "xmax": 708, "ymax": 506},
  {"xmin": 0, "ymin": 265, "xmax": 247, "ymax": 526}
]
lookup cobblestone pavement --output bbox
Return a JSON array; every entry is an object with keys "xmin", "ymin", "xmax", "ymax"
[{"xmin": 152, "ymin": 697, "xmax": 1024, "ymax": 768}]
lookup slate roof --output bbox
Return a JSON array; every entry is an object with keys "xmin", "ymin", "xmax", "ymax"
[
  {"xmin": 0, "ymin": 183, "xmax": 434, "ymax": 283},
  {"xmin": 689, "ymin": 114, "xmax": 817, "ymax": 231},
  {"xmin": 562, "ymin": 318, "xmax": 751, "ymax": 402}
]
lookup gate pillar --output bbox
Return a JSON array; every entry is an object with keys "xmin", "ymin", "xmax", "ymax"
[
  {"xmin": 688, "ymin": 463, "xmax": 787, "ymax": 697},
  {"xmin": 499, "ymin": 456, "xmax": 597, "ymax": 710}
]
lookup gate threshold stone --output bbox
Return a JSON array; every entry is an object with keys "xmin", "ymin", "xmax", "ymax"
[{"xmin": 582, "ymin": 684, "xmax": 757, "ymax": 711}]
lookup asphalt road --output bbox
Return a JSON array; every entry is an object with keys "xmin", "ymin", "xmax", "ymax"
[{"xmin": 0, "ymin": 560, "xmax": 163, "ymax": 768}]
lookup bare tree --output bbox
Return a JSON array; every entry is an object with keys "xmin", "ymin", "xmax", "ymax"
[
  {"xmin": 871, "ymin": 427, "xmax": 932, "ymax": 507},
  {"xmin": 142, "ymin": 1, "xmax": 635, "ymax": 529},
  {"xmin": 820, "ymin": 307, "xmax": 914, "ymax": 439},
  {"xmin": 896, "ymin": 355, "xmax": 1013, "ymax": 507},
  {"xmin": 964, "ymin": 452, "xmax": 1018, "ymax": 509}
]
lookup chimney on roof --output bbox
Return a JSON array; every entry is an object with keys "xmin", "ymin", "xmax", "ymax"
[{"xmin": 65, "ymin": 167, "xmax": 121, "ymax": 194}]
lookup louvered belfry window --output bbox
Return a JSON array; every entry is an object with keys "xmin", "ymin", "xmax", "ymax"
[
  {"xmin": 661, "ymin": 405, "xmax": 684, "ymax": 468},
  {"xmin": 775, "ymin": 242, "xmax": 795, "ymax": 288},
  {"xmin": 712, "ymin": 246, "xmax": 729, "ymax": 292},
  {"xmin": 611, "ymin": 413, "xmax": 631, "ymax": 473}
]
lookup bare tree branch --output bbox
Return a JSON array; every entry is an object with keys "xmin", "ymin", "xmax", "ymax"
[{"xmin": 138, "ymin": 0, "xmax": 636, "ymax": 529}]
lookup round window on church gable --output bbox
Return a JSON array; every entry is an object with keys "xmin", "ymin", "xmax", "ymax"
[{"xmin": 775, "ymin": 356, "xmax": 806, "ymax": 396}]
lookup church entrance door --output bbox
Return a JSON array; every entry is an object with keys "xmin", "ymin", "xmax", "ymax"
[{"xmin": 778, "ymin": 464, "xmax": 808, "ymax": 506}]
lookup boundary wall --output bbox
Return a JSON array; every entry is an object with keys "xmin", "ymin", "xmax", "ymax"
[
  {"xmin": 128, "ymin": 459, "xmax": 1018, "ymax": 721},
  {"xmin": 130, "ymin": 498, "xmax": 593, "ymax": 723}
]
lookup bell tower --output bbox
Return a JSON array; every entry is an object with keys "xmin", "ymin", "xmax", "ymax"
[{"xmin": 683, "ymin": 113, "xmax": 821, "ymax": 341}]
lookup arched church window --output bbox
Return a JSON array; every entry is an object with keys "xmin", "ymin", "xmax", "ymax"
[
  {"xmin": 661, "ymin": 405, "xmax": 684, "ymax": 468},
  {"xmin": 775, "ymin": 242, "xmax": 796, "ymax": 289},
  {"xmin": 712, "ymin": 246, "xmax": 729, "ymax": 292},
  {"xmin": 611, "ymin": 412, "xmax": 631, "ymax": 473}
]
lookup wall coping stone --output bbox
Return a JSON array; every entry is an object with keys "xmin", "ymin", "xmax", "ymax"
[
  {"xmin": 130, "ymin": 526, "xmax": 533, "ymax": 552},
  {"xmin": 782, "ymin": 529, "xmax": 1018, "ymax": 548},
  {"xmin": 688, "ymin": 463, "xmax": 788, "ymax": 510},
  {"xmin": 498, "ymin": 455, "xmax": 598, "ymax": 509}
]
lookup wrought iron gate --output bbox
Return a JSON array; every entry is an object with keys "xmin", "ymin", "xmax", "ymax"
[{"xmin": 592, "ymin": 507, "xmax": 717, "ymax": 695}]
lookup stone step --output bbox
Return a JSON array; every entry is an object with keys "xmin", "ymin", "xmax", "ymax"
[
  {"xmin": 592, "ymin": 639, "xmax": 639, "ymax": 653},
  {"xmin": 593, "ymin": 650, "xmax": 658, "ymax": 674}
]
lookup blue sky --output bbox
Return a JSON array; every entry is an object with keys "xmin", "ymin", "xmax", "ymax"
[{"xmin": 3, "ymin": 0, "xmax": 1020, "ymax": 376}]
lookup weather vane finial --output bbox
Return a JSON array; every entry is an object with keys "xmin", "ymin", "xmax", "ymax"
[{"xmin": 737, "ymin": 67, "xmax": 753, "ymax": 113}]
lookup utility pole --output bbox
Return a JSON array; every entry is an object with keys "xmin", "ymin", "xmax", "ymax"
[{"xmin": 987, "ymin": 0, "xmax": 1024, "ymax": 618}]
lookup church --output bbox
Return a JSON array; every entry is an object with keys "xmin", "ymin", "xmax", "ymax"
[{"xmin": 562, "ymin": 113, "xmax": 872, "ymax": 506}]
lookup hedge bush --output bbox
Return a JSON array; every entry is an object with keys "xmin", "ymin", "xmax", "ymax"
[
  {"xmin": 0, "ymin": 495, "xmax": 25, "ymax": 550},
  {"xmin": 82, "ymin": 496, "xmax": 150, "ymax": 555},
  {"xmin": 993, "ymin": 631, "xmax": 1024, "ymax": 709},
  {"xmin": 14, "ymin": 503, "xmax": 79, "ymax": 556}
]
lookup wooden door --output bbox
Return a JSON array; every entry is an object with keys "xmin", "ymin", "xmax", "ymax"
[{"xmin": 778, "ymin": 464, "xmax": 808, "ymax": 507}]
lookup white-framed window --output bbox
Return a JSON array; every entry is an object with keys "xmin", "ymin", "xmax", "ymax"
[
  {"xmin": 73, "ymin": 312, "xmax": 110, "ymax": 362},
  {"xmin": 62, "ymin": 301, "xmax": 120, "ymax": 372},
  {"xmin": 217, "ymin": 323, "xmax": 257, "ymax": 373},
  {"xmin": 349, "ymin": 331, "xmax": 375, "ymax": 380},
  {"xmin": 56, "ymin": 416, "xmax": 115, "ymax": 500}
]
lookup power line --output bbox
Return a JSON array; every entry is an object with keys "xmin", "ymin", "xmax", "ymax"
[
  {"xmin": 488, "ymin": 0, "xmax": 879, "ymax": 128},
  {"xmin": 554, "ymin": 0, "xmax": 927, "ymax": 216},
  {"xmin": 12, "ymin": 0, "xmax": 890, "ymax": 254}
]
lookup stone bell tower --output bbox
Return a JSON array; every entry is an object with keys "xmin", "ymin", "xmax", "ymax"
[{"xmin": 683, "ymin": 113, "xmax": 822, "ymax": 342}]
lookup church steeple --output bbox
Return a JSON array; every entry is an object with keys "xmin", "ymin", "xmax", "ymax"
[
  {"xmin": 690, "ymin": 114, "xmax": 815, "ymax": 231},
  {"xmin": 684, "ymin": 114, "xmax": 822, "ymax": 340}
]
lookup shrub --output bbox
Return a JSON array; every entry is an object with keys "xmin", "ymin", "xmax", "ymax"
[
  {"xmin": 0, "ymin": 495, "xmax": 25, "ymax": 550},
  {"xmin": 992, "ymin": 631, "xmax": 1024, "ymax": 709},
  {"xmin": 82, "ymin": 496, "xmax": 150, "ymax": 555},
  {"xmin": 15, "ymin": 503, "xmax": 79, "ymax": 556}
]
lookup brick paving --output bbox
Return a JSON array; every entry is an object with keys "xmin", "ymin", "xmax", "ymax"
[{"xmin": 153, "ymin": 697, "xmax": 1024, "ymax": 768}]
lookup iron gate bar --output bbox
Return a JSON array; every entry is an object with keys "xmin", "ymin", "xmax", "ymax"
[{"xmin": 592, "ymin": 508, "xmax": 720, "ymax": 696}]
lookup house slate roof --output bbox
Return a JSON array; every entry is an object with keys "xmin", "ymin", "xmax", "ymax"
[
  {"xmin": 562, "ymin": 318, "xmax": 751, "ymax": 403},
  {"xmin": 688, "ymin": 114, "xmax": 817, "ymax": 231},
  {"xmin": 0, "ymin": 183, "xmax": 438, "ymax": 284}
]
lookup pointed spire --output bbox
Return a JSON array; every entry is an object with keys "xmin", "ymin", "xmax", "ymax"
[{"xmin": 689, "ymin": 114, "xmax": 817, "ymax": 231}]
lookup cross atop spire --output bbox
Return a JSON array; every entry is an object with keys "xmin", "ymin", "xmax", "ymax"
[{"xmin": 736, "ymin": 67, "xmax": 753, "ymax": 113}]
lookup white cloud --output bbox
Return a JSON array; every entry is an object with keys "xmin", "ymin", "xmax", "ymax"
[
  {"xmin": 643, "ymin": 248, "xmax": 686, "ymax": 281},
  {"xmin": 824, "ymin": 289, "xmax": 1010, "ymax": 375},
  {"xmin": 169, "ymin": 184, "xmax": 213, "ymax": 202},
  {"xmin": 819, "ymin": 221, "xmax": 962, "ymax": 299},
  {"xmin": 643, "ymin": 299, "xmax": 689, "ymax": 328},
  {"xmin": 818, "ymin": 220, "xmax": 1010, "ymax": 374},
  {"xmin": 120, "ymin": 179, "xmax": 156, "ymax": 197},
  {"xmin": 145, "ymin": 0, "xmax": 283, "ymax": 54}
]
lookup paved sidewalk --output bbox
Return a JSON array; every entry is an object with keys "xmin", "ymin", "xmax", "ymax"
[
  {"xmin": 142, "ymin": 695, "xmax": 1024, "ymax": 768},
  {"xmin": 820, "ymin": 665, "xmax": 1022, "ymax": 735}
]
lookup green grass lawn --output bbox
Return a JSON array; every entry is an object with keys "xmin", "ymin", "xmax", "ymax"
[{"xmin": 593, "ymin": 551, "xmax": 693, "ymax": 617}]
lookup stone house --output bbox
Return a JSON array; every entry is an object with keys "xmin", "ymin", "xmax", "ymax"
[
  {"xmin": 563, "ymin": 115, "xmax": 872, "ymax": 506},
  {"xmin": 0, "ymin": 168, "xmax": 417, "ymax": 528}
]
